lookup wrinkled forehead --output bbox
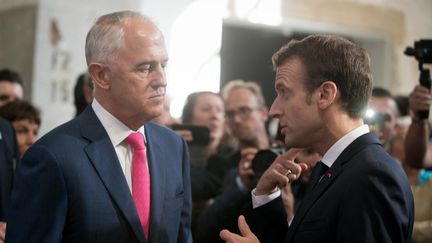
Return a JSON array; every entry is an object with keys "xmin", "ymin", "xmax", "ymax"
[{"xmin": 225, "ymin": 88, "xmax": 260, "ymax": 109}]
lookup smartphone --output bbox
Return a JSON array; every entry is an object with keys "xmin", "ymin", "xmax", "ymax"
[
  {"xmin": 171, "ymin": 124, "xmax": 210, "ymax": 146},
  {"xmin": 171, "ymin": 124, "xmax": 211, "ymax": 168}
]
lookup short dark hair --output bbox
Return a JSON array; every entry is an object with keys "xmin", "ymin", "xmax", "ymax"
[
  {"xmin": 395, "ymin": 95, "xmax": 410, "ymax": 117},
  {"xmin": 372, "ymin": 87, "xmax": 393, "ymax": 98},
  {"xmin": 74, "ymin": 73, "xmax": 93, "ymax": 116},
  {"xmin": 0, "ymin": 68, "xmax": 24, "ymax": 87},
  {"xmin": 181, "ymin": 91, "xmax": 222, "ymax": 124},
  {"xmin": 272, "ymin": 34, "xmax": 372, "ymax": 118},
  {"xmin": 0, "ymin": 100, "xmax": 41, "ymax": 125}
]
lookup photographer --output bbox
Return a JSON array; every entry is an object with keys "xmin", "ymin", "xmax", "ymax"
[
  {"xmin": 402, "ymin": 85, "xmax": 432, "ymax": 243},
  {"xmin": 368, "ymin": 87, "xmax": 400, "ymax": 152},
  {"xmin": 405, "ymin": 84, "xmax": 432, "ymax": 169}
]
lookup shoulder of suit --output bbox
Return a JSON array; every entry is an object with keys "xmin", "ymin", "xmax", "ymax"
[{"xmin": 146, "ymin": 122, "xmax": 180, "ymax": 138}]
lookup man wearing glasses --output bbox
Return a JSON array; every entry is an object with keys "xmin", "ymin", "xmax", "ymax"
[{"xmin": 195, "ymin": 80, "xmax": 273, "ymax": 242}]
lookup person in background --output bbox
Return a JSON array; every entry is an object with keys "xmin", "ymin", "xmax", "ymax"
[
  {"xmin": 178, "ymin": 91, "xmax": 233, "ymax": 237},
  {"xmin": 73, "ymin": 72, "xmax": 94, "ymax": 116},
  {"xmin": 0, "ymin": 69, "xmax": 24, "ymax": 107},
  {"xmin": 369, "ymin": 87, "xmax": 400, "ymax": 152},
  {"xmin": 405, "ymin": 84, "xmax": 432, "ymax": 169},
  {"xmin": 402, "ymin": 85, "xmax": 432, "ymax": 243},
  {"xmin": 388, "ymin": 95, "xmax": 410, "ymax": 164},
  {"xmin": 181, "ymin": 92, "xmax": 227, "ymax": 160},
  {"xmin": 0, "ymin": 101, "xmax": 40, "ymax": 158},
  {"xmin": 5, "ymin": 11, "xmax": 192, "ymax": 243},
  {"xmin": 205, "ymin": 80, "xmax": 271, "ymax": 188},
  {"xmin": 0, "ymin": 117, "xmax": 19, "ymax": 243},
  {"xmin": 220, "ymin": 34, "xmax": 413, "ymax": 243},
  {"xmin": 0, "ymin": 69, "xmax": 24, "ymax": 243},
  {"xmin": 194, "ymin": 81, "xmax": 272, "ymax": 243}
]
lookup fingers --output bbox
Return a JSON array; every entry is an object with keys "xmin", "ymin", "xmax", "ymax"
[
  {"xmin": 298, "ymin": 162, "xmax": 309, "ymax": 172},
  {"xmin": 220, "ymin": 229, "xmax": 243, "ymax": 242},
  {"xmin": 0, "ymin": 222, "xmax": 5, "ymax": 242},
  {"xmin": 255, "ymin": 148, "xmax": 307, "ymax": 194},
  {"xmin": 410, "ymin": 85, "xmax": 432, "ymax": 112},
  {"xmin": 237, "ymin": 215, "xmax": 252, "ymax": 238},
  {"xmin": 240, "ymin": 148, "xmax": 258, "ymax": 170},
  {"xmin": 175, "ymin": 130, "xmax": 193, "ymax": 142},
  {"xmin": 219, "ymin": 216, "xmax": 260, "ymax": 243},
  {"xmin": 281, "ymin": 148, "xmax": 302, "ymax": 161}
]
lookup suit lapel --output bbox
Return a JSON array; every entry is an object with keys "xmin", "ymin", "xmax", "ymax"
[
  {"xmin": 79, "ymin": 107, "xmax": 147, "ymax": 243},
  {"xmin": 286, "ymin": 133, "xmax": 380, "ymax": 242},
  {"xmin": 145, "ymin": 125, "xmax": 167, "ymax": 243}
]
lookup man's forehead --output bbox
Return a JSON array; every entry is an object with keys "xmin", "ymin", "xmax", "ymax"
[
  {"xmin": 370, "ymin": 97, "xmax": 398, "ymax": 115},
  {"xmin": 225, "ymin": 89, "xmax": 259, "ymax": 108}
]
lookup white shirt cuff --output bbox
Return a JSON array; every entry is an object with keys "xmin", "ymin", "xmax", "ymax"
[{"xmin": 251, "ymin": 188, "xmax": 281, "ymax": 208}]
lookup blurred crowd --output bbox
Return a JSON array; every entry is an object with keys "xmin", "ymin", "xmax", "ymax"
[{"xmin": 1, "ymin": 63, "xmax": 431, "ymax": 243}]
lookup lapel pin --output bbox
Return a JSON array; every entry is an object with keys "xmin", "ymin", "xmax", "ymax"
[{"xmin": 325, "ymin": 171, "xmax": 332, "ymax": 178}]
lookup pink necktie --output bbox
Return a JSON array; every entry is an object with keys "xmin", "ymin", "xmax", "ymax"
[{"xmin": 126, "ymin": 133, "xmax": 151, "ymax": 239}]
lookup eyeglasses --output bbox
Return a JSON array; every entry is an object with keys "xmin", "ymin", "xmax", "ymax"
[{"xmin": 225, "ymin": 106, "xmax": 260, "ymax": 120}]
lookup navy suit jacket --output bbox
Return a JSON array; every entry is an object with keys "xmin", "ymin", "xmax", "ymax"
[
  {"xmin": 6, "ymin": 107, "xmax": 192, "ymax": 243},
  {"xmin": 248, "ymin": 133, "xmax": 414, "ymax": 243},
  {"xmin": 0, "ymin": 117, "xmax": 19, "ymax": 221}
]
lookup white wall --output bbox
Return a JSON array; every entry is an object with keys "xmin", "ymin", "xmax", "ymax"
[{"xmin": 32, "ymin": 0, "xmax": 140, "ymax": 134}]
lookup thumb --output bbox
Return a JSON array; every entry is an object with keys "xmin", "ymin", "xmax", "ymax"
[
  {"xmin": 298, "ymin": 162, "xmax": 309, "ymax": 172},
  {"xmin": 238, "ymin": 215, "xmax": 252, "ymax": 237}
]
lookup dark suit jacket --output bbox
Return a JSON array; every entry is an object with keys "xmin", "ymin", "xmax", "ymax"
[
  {"xmin": 248, "ymin": 133, "xmax": 414, "ymax": 243},
  {"xmin": 5, "ymin": 107, "xmax": 192, "ymax": 243},
  {"xmin": 195, "ymin": 169, "xmax": 252, "ymax": 243},
  {"xmin": 0, "ymin": 117, "xmax": 19, "ymax": 221}
]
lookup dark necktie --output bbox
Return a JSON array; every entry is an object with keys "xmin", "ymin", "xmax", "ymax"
[{"xmin": 307, "ymin": 161, "xmax": 329, "ymax": 191}]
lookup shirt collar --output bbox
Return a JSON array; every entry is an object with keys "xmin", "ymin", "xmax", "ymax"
[
  {"xmin": 321, "ymin": 124, "xmax": 369, "ymax": 168},
  {"xmin": 92, "ymin": 99, "xmax": 146, "ymax": 146}
]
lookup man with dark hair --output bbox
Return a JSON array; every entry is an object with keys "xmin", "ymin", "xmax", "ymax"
[
  {"xmin": 0, "ymin": 69, "xmax": 24, "ymax": 107},
  {"xmin": 369, "ymin": 87, "xmax": 400, "ymax": 151},
  {"xmin": 220, "ymin": 34, "xmax": 413, "ymax": 243},
  {"xmin": 6, "ymin": 11, "xmax": 192, "ymax": 243},
  {"xmin": 73, "ymin": 72, "xmax": 94, "ymax": 116}
]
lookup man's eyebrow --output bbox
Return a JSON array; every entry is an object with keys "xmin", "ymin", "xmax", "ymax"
[{"xmin": 135, "ymin": 59, "xmax": 169, "ymax": 67}]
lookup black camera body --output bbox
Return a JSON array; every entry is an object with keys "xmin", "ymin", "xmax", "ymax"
[
  {"xmin": 171, "ymin": 124, "xmax": 210, "ymax": 168},
  {"xmin": 251, "ymin": 146, "xmax": 286, "ymax": 182},
  {"xmin": 405, "ymin": 40, "xmax": 432, "ymax": 65},
  {"xmin": 405, "ymin": 39, "xmax": 432, "ymax": 119}
]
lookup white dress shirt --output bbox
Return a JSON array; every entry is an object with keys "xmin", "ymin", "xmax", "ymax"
[
  {"xmin": 92, "ymin": 99, "xmax": 147, "ymax": 192},
  {"xmin": 252, "ymin": 124, "xmax": 370, "ymax": 208}
]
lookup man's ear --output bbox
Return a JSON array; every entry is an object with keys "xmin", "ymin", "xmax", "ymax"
[
  {"xmin": 317, "ymin": 81, "xmax": 337, "ymax": 109},
  {"xmin": 88, "ymin": 63, "xmax": 110, "ymax": 90}
]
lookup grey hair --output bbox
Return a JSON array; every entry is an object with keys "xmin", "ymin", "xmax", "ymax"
[
  {"xmin": 222, "ymin": 79, "xmax": 266, "ymax": 107},
  {"xmin": 85, "ymin": 10, "xmax": 151, "ymax": 65}
]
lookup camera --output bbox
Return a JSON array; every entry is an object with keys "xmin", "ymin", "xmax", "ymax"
[
  {"xmin": 251, "ymin": 146, "xmax": 286, "ymax": 181},
  {"xmin": 405, "ymin": 39, "xmax": 432, "ymax": 64},
  {"xmin": 171, "ymin": 124, "xmax": 210, "ymax": 167},
  {"xmin": 363, "ymin": 108, "xmax": 385, "ymax": 134},
  {"xmin": 405, "ymin": 39, "xmax": 432, "ymax": 119}
]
